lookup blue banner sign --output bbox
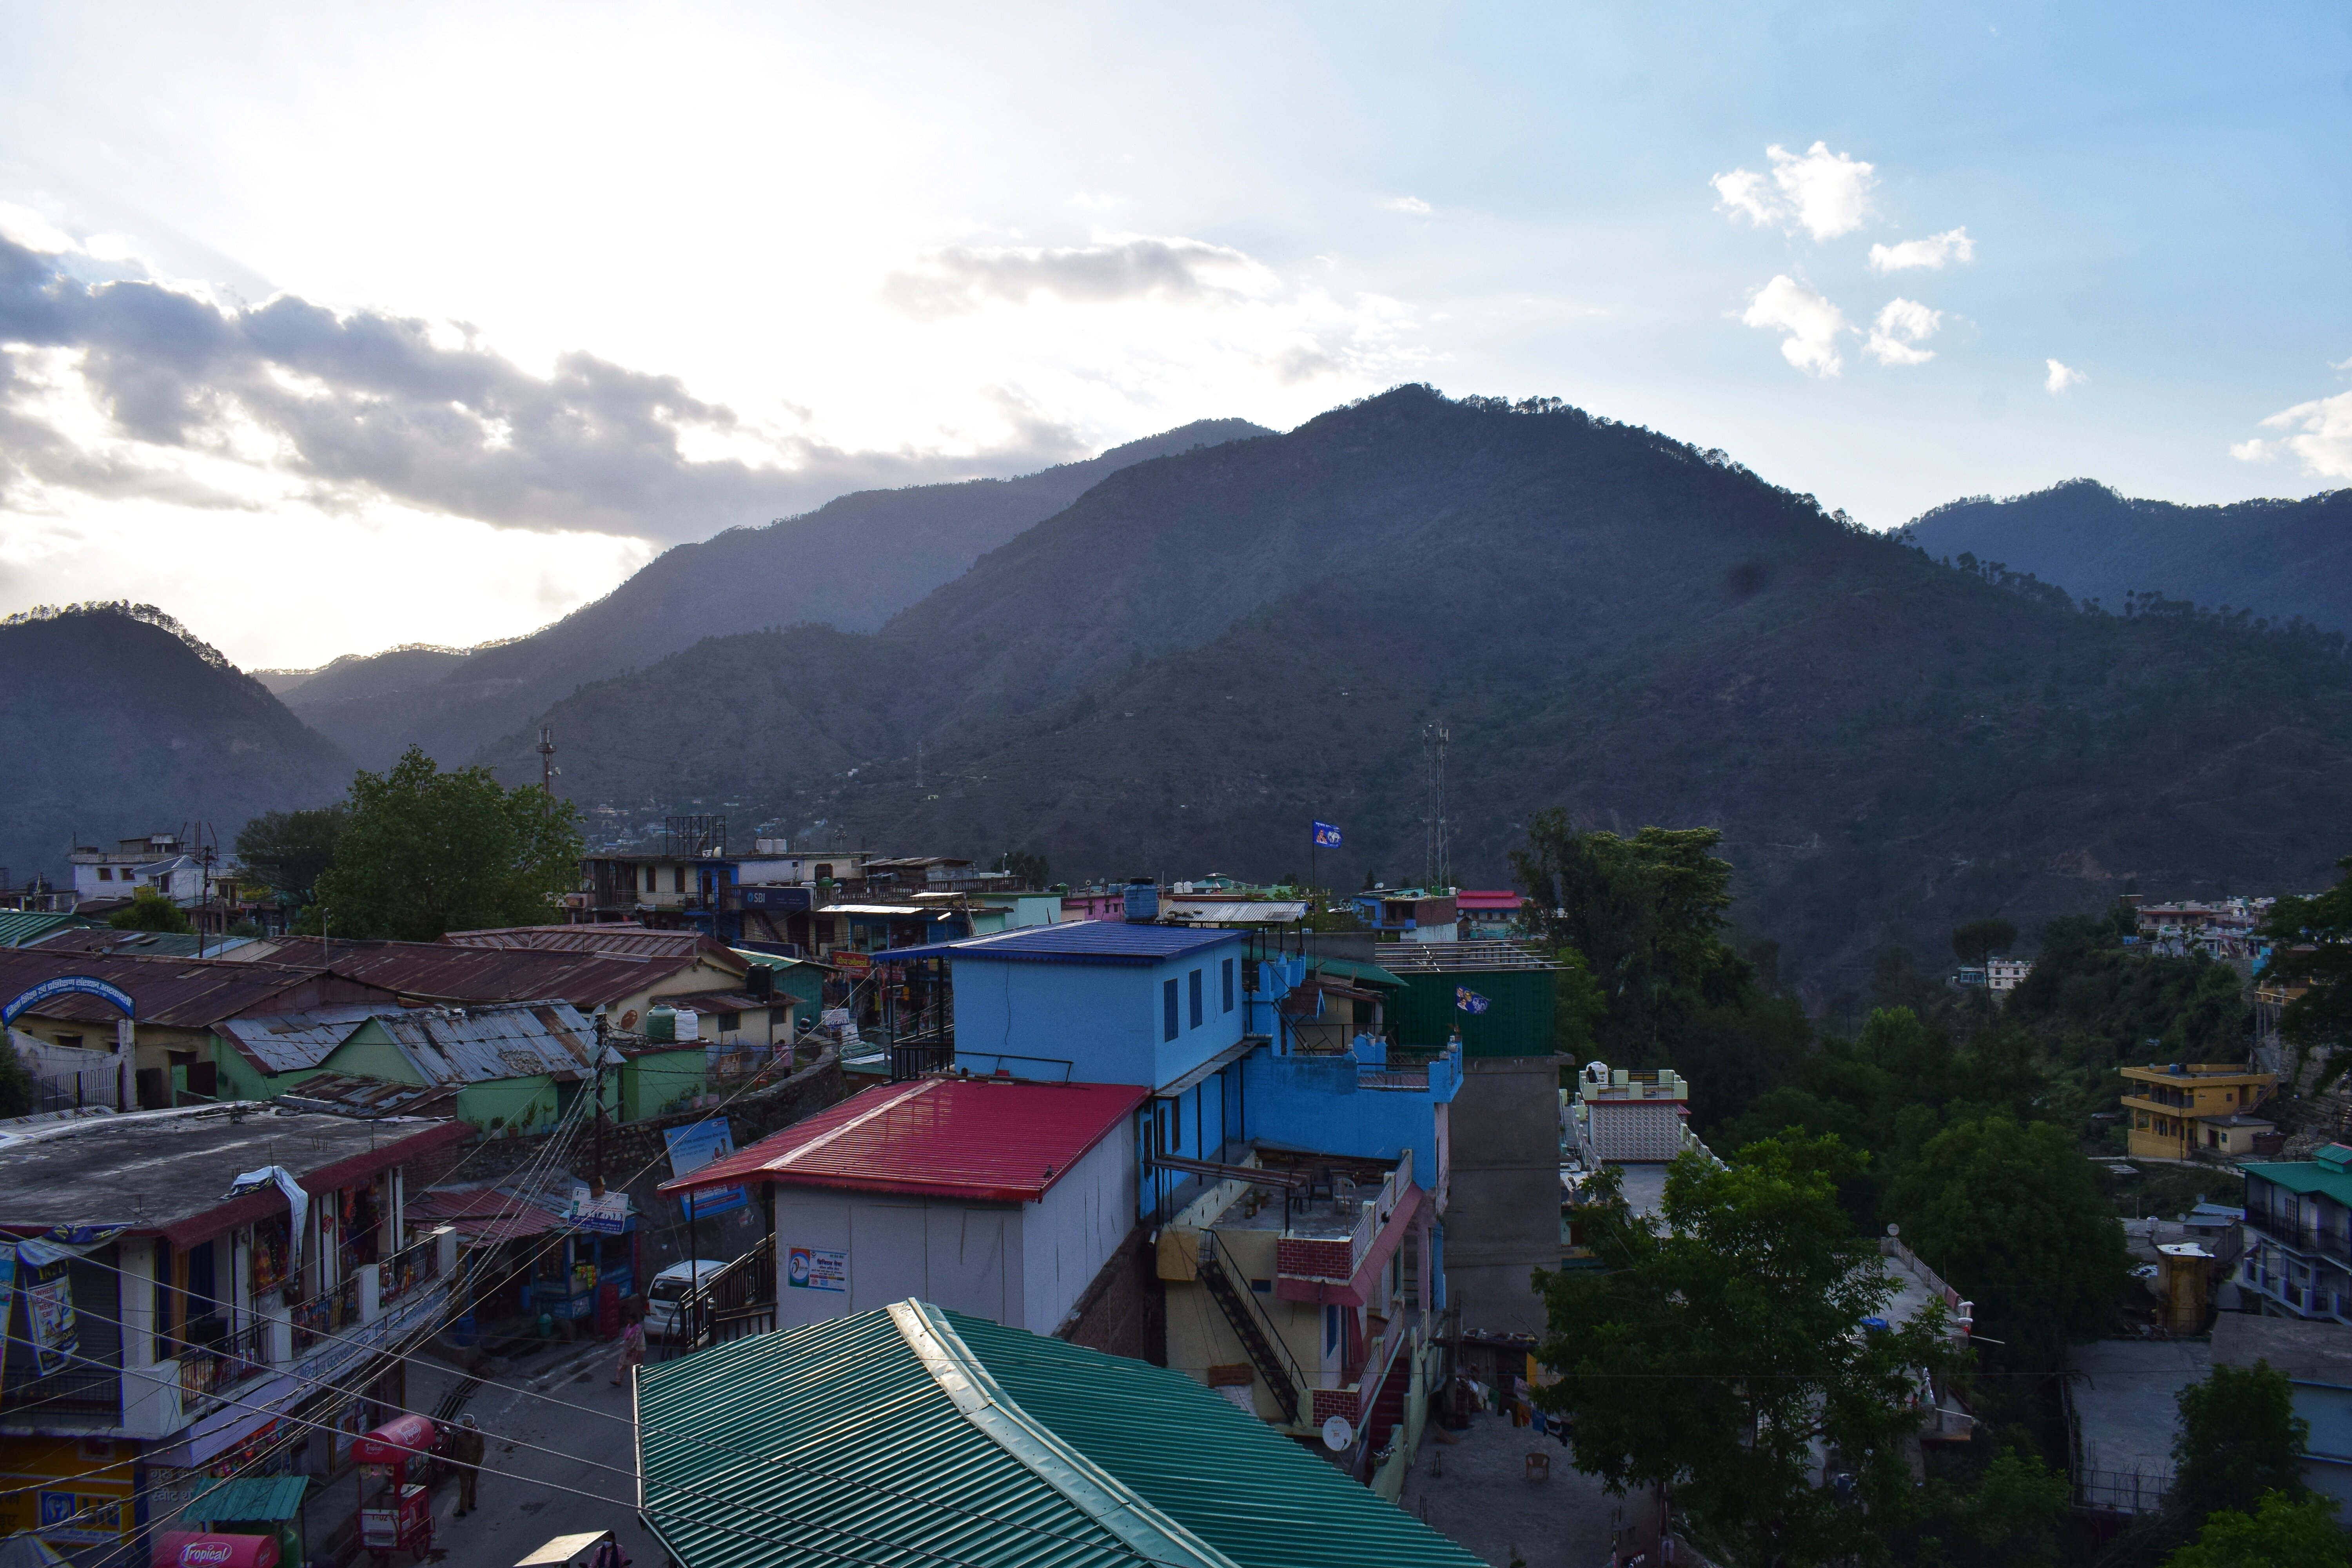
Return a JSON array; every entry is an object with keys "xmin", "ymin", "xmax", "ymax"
[{"xmin": 2, "ymin": 975, "xmax": 134, "ymax": 1027}]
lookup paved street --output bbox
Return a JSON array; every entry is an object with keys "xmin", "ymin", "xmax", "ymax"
[{"xmin": 300, "ymin": 1338, "xmax": 663, "ymax": 1568}]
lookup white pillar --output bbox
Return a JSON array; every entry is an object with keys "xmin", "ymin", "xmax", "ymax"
[
  {"xmin": 434, "ymin": 1230, "xmax": 459, "ymax": 1278},
  {"xmin": 120, "ymin": 1238, "xmax": 157, "ymax": 1370},
  {"xmin": 358, "ymin": 1263, "xmax": 381, "ymax": 1326}
]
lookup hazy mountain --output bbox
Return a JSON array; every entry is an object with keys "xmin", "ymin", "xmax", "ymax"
[
  {"xmin": 0, "ymin": 605, "xmax": 352, "ymax": 883},
  {"xmin": 491, "ymin": 388, "xmax": 2352, "ymax": 993},
  {"xmin": 291, "ymin": 417, "xmax": 1271, "ymax": 771},
  {"xmin": 256, "ymin": 644, "xmax": 475, "ymax": 702},
  {"xmin": 1906, "ymin": 480, "xmax": 2352, "ymax": 635}
]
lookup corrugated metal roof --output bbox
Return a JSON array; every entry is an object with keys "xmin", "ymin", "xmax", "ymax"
[
  {"xmin": 0, "ymin": 911, "xmax": 94, "ymax": 948},
  {"xmin": 638, "ymin": 1309, "xmax": 1146, "ymax": 1568},
  {"xmin": 1377, "ymin": 940, "xmax": 1562, "ymax": 973},
  {"xmin": 378, "ymin": 1000, "xmax": 598, "ymax": 1085},
  {"xmin": 660, "ymin": 1078, "xmax": 1146, "ymax": 1204},
  {"xmin": 1311, "ymin": 956, "xmax": 1407, "ymax": 989},
  {"xmin": 1161, "ymin": 901, "xmax": 1309, "ymax": 925},
  {"xmin": 0, "ymin": 948, "xmax": 396, "ymax": 1029},
  {"xmin": 274, "ymin": 1071, "xmax": 465, "ymax": 1120},
  {"xmin": 210, "ymin": 937, "xmax": 722, "ymax": 1007},
  {"xmin": 30, "ymin": 929, "xmax": 260, "ymax": 958},
  {"xmin": 183, "ymin": 1475, "xmax": 309, "ymax": 1524},
  {"xmin": 879, "ymin": 919, "xmax": 1241, "ymax": 967},
  {"xmin": 218, "ymin": 1003, "xmax": 385, "ymax": 1073},
  {"xmin": 633, "ymin": 1304, "xmax": 1487, "ymax": 1568},
  {"xmin": 442, "ymin": 924, "xmax": 718, "ymax": 961}
]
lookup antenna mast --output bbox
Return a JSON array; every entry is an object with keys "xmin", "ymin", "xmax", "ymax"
[{"xmin": 538, "ymin": 726, "xmax": 557, "ymax": 799}]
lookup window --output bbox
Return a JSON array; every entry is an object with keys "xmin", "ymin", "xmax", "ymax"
[
  {"xmin": 96, "ymin": 866, "xmax": 112, "ymax": 881},
  {"xmin": 1325, "ymin": 1305, "xmax": 1341, "ymax": 1355},
  {"xmin": 1171, "ymin": 1098, "xmax": 1181, "ymax": 1148},
  {"xmin": 673, "ymin": 866, "xmax": 686, "ymax": 893},
  {"xmin": 1221, "ymin": 957, "xmax": 1234, "ymax": 1013},
  {"xmin": 1189, "ymin": 969, "xmax": 1203, "ymax": 1029},
  {"xmin": 644, "ymin": 866, "xmax": 657, "ymax": 893},
  {"xmin": 1163, "ymin": 979, "xmax": 1179, "ymax": 1042}
]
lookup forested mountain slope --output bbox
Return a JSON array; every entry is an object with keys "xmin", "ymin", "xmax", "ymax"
[
  {"xmin": 293, "ymin": 417, "xmax": 1269, "ymax": 771},
  {"xmin": 1906, "ymin": 480, "xmax": 2352, "ymax": 635},
  {"xmin": 0, "ymin": 605, "xmax": 352, "ymax": 882},
  {"xmin": 492, "ymin": 388, "xmax": 2352, "ymax": 990}
]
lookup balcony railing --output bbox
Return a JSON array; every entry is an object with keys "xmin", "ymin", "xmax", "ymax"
[
  {"xmin": 2246, "ymin": 1212, "xmax": 2352, "ymax": 1266},
  {"xmin": 1279, "ymin": 1150, "xmax": 1414, "ymax": 1287},
  {"xmin": 377, "ymin": 1236, "xmax": 443, "ymax": 1309}
]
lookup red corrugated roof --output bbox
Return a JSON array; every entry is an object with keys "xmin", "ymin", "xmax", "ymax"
[{"xmin": 659, "ymin": 1078, "xmax": 1148, "ymax": 1204}]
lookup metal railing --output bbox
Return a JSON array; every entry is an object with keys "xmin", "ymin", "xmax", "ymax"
[
  {"xmin": 289, "ymin": 1278, "xmax": 359, "ymax": 1352},
  {"xmin": 376, "ymin": 1236, "xmax": 443, "ymax": 1308},
  {"xmin": 2074, "ymin": 1467, "xmax": 2171, "ymax": 1514},
  {"xmin": 673, "ymin": 1235, "xmax": 777, "ymax": 1353},
  {"xmin": 175, "ymin": 1319, "xmax": 271, "ymax": 1406}
]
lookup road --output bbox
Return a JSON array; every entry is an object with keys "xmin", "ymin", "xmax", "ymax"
[{"xmin": 306, "ymin": 1338, "xmax": 666, "ymax": 1568}]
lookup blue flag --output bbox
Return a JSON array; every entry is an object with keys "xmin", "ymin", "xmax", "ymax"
[
  {"xmin": 1455, "ymin": 986, "xmax": 1492, "ymax": 1015},
  {"xmin": 1312, "ymin": 821, "xmax": 1343, "ymax": 848}
]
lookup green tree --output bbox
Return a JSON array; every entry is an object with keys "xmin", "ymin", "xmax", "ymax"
[
  {"xmin": 1552, "ymin": 947, "xmax": 1608, "ymax": 1058},
  {"xmin": 2174, "ymin": 1361, "xmax": 2309, "ymax": 1525},
  {"xmin": 0, "ymin": 1034, "xmax": 33, "ymax": 1118},
  {"xmin": 993, "ymin": 848, "xmax": 1050, "ymax": 888},
  {"xmin": 312, "ymin": 747, "xmax": 584, "ymax": 941},
  {"xmin": 107, "ymin": 886, "xmax": 193, "ymax": 933},
  {"xmin": 1884, "ymin": 1115, "xmax": 2126, "ymax": 1368},
  {"xmin": 1951, "ymin": 916, "xmax": 2019, "ymax": 971},
  {"xmin": 235, "ymin": 804, "xmax": 350, "ymax": 906},
  {"xmin": 2262, "ymin": 855, "xmax": 2352, "ymax": 1089},
  {"xmin": 1535, "ymin": 1131, "xmax": 1958, "ymax": 1566},
  {"xmin": 2168, "ymin": 1491, "xmax": 2348, "ymax": 1568}
]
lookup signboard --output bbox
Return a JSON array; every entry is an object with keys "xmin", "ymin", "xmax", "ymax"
[
  {"xmin": 1312, "ymin": 821, "xmax": 1343, "ymax": 848},
  {"xmin": 0, "ymin": 1436, "xmax": 134, "ymax": 1546},
  {"xmin": 830, "ymin": 950, "xmax": 873, "ymax": 977},
  {"xmin": 1, "ymin": 974, "xmax": 134, "ymax": 1027},
  {"xmin": 740, "ymin": 886, "xmax": 813, "ymax": 911},
  {"xmin": 663, "ymin": 1121, "xmax": 748, "ymax": 1220},
  {"xmin": 36, "ymin": 1487, "xmax": 125, "ymax": 1545},
  {"xmin": 786, "ymin": 1246, "xmax": 847, "ymax": 1293},
  {"xmin": 567, "ymin": 1187, "xmax": 630, "ymax": 1236},
  {"xmin": 24, "ymin": 1270, "xmax": 77, "ymax": 1377}
]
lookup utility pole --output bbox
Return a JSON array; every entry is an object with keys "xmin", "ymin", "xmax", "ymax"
[
  {"xmin": 590, "ymin": 1007, "xmax": 609, "ymax": 1199},
  {"xmin": 1423, "ymin": 721, "xmax": 1451, "ymax": 891},
  {"xmin": 538, "ymin": 726, "xmax": 558, "ymax": 799}
]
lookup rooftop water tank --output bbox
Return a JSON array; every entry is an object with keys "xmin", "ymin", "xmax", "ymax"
[{"xmin": 1123, "ymin": 879, "xmax": 1160, "ymax": 922}]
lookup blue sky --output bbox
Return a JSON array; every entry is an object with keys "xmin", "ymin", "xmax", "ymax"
[{"xmin": 0, "ymin": 3, "xmax": 2344, "ymax": 666}]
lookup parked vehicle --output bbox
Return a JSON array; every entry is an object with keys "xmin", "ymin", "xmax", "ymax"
[{"xmin": 642, "ymin": 1259, "xmax": 733, "ymax": 1341}]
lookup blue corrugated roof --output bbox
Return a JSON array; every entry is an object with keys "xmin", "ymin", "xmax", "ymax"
[{"xmin": 875, "ymin": 918, "xmax": 1243, "ymax": 967}]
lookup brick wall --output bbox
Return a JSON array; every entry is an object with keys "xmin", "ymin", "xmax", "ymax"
[{"xmin": 1056, "ymin": 1226, "xmax": 1163, "ymax": 1364}]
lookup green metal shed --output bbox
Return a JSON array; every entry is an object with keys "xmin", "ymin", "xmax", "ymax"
[{"xmin": 1381, "ymin": 945, "xmax": 1560, "ymax": 1058}]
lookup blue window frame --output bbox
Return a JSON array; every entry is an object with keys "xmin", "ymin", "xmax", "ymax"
[
  {"xmin": 1221, "ymin": 956, "xmax": 1234, "ymax": 1013},
  {"xmin": 1163, "ymin": 978, "xmax": 1179, "ymax": 1042},
  {"xmin": 1189, "ymin": 968, "xmax": 1203, "ymax": 1029}
]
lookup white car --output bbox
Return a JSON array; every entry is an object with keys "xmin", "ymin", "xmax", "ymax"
[{"xmin": 642, "ymin": 1259, "xmax": 734, "ymax": 1342}]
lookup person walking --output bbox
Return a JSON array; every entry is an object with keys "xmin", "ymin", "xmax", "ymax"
[
  {"xmin": 612, "ymin": 1311, "xmax": 647, "ymax": 1386},
  {"xmin": 446, "ymin": 1414, "xmax": 484, "ymax": 1517}
]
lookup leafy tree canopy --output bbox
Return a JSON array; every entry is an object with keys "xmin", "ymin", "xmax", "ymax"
[
  {"xmin": 1885, "ymin": 1114, "xmax": 2128, "ymax": 1368},
  {"xmin": 992, "ymin": 848, "xmax": 1050, "ymax": 889},
  {"xmin": 2174, "ymin": 1360, "xmax": 2310, "ymax": 1526},
  {"xmin": 311, "ymin": 748, "xmax": 583, "ymax": 942},
  {"xmin": 234, "ymin": 804, "xmax": 349, "ymax": 905},
  {"xmin": 0, "ymin": 1036, "xmax": 32, "ymax": 1118},
  {"xmin": 1535, "ymin": 1131, "xmax": 1959, "ymax": 1566},
  {"xmin": 107, "ymin": 886, "xmax": 192, "ymax": 934},
  {"xmin": 2167, "ymin": 1491, "xmax": 2348, "ymax": 1568}
]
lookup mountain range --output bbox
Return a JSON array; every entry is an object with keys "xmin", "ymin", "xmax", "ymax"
[
  {"xmin": 1906, "ymin": 480, "xmax": 2352, "ymax": 635},
  {"xmin": 10, "ymin": 390, "xmax": 2350, "ymax": 997},
  {"xmin": 263, "ymin": 418, "xmax": 1269, "ymax": 773}
]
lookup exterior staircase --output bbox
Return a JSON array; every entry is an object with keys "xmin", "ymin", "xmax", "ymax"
[{"xmin": 1196, "ymin": 1233, "xmax": 1304, "ymax": 1424}]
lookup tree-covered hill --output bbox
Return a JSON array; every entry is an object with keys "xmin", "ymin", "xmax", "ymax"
[
  {"xmin": 486, "ymin": 388, "xmax": 2352, "ymax": 992},
  {"xmin": 1906, "ymin": 479, "xmax": 2352, "ymax": 636},
  {"xmin": 0, "ymin": 604, "xmax": 352, "ymax": 881},
  {"xmin": 289, "ymin": 418, "xmax": 1270, "ymax": 772}
]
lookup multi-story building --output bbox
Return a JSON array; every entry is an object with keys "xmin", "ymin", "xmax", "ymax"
[
  {"xmin": 0, "ymin": 1106, "xmax": 465, "ymax": 1552},
  {"xmin": 2239, "ymin": 1146, "xmax": 2352, "ymax": 1325},
  {"xmin": 1352, "ymin": 889, "xmax": 1459, "ymax": 944},
  {"xmin": 2120, "ymin": 1061, "xmax": 2278, "ymax": 1159},
  {"xmin": 1987, "ymin": 957, "xmax": 2034, "ymax": 993}
]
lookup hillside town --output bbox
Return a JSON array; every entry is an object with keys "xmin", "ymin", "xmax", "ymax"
[{"xmin": 0, "ymin": 815, "xmax": 2346, "ymax": 1568}]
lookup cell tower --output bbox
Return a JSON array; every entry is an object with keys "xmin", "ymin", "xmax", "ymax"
[{"xmin": 1423, "ymin": 720, "xmax": 1451, "ymax": 891}]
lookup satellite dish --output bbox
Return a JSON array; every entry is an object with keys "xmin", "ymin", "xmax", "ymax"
[
  {"xmin": 1886, "ymin": 1223, "xmax": 1900, "ymax": 1238},
  {"xmin": 1321, "ymin": 1415, "xmax": 1354, "ymax": 1452}
]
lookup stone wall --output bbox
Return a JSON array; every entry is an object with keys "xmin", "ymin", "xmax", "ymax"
[{"xmin": 1056, "ymin": 1226, "xmax": 1165, "ymax": 1365}]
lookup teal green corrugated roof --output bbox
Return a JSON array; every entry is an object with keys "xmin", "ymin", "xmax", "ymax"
[
  {"xmin": 1311, "ymin": 957, "xmax": 1406, "ymax": 989},
  {"xmin": 2245, "ymin": 1161, "xmax": 2352, "ymax": 1207},
  {"xmin": 0, "ymin": 911, "xmax": 91, "ymax": 948},
  {"xmin": 636, "ymin": 1304, "xmax": 1485, "ymax": 1568},
  {"xmin": 636, "ymin": 1308, "xmax": 1146, "ymax": 1568},
  {"xmin": 953, "ymin": 1314, "xmax": 1483, "ymax": 1568},
  {"xmin": 183, "ymin": 1474, "xmax": 309, "ymax": 1523}
]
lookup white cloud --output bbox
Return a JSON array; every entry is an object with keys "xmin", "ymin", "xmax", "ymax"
[
  {"xmin": 2045, "ymin": 359, "xmax": 2088, "ymax": 394},
  {"xmin": 1385, "ymin": 196, "xmax": 1432, "ymax": 215},
  {"xmin": 2232, "ymin": 390, "xmax": 2352, "ymax": 479},
  {"xmin": 1864, "ymin": 298, "xmax": 1941, "ymax": 366},
  {"xmin": 0, "ymin": 202, "xmax": 78, "ymax": 254},
  {"xmin": 880, "ymin": 235, "xmax": 1270, "ymax": 318},
  {"xmin": 1711, "ymin": 142, "xmax": 1877, "ymax": 241},
  {"xmin": 1741, "ymin": 275, "xmax": 1849, "ymax": 377},
  {"xmin": 1868, "ymin": 227, "xmax": 1975, "ymax": 274}
]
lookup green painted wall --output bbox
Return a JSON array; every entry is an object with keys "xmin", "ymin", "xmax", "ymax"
[
  {"xmin": 624, "ymin": 1048, "xmax": 709, "ymax": 1122},
  {"xmin": 320, "ymin": 1022, "xmax": 424, "ymax": 1084},
  {"xmin": 1389, "ymin": 968, "xmax": 1557, "ymax": 1057}
]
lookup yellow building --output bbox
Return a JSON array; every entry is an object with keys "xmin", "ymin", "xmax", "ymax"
[{"xmin": 2121, "ymin": 1062, "xmax": 2278, "ymax": 1159}]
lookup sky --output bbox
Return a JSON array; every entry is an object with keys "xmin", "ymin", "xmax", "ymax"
[{"xmin": 0, "ymin": 3, "xmax": 2346, "ymax": 670}]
